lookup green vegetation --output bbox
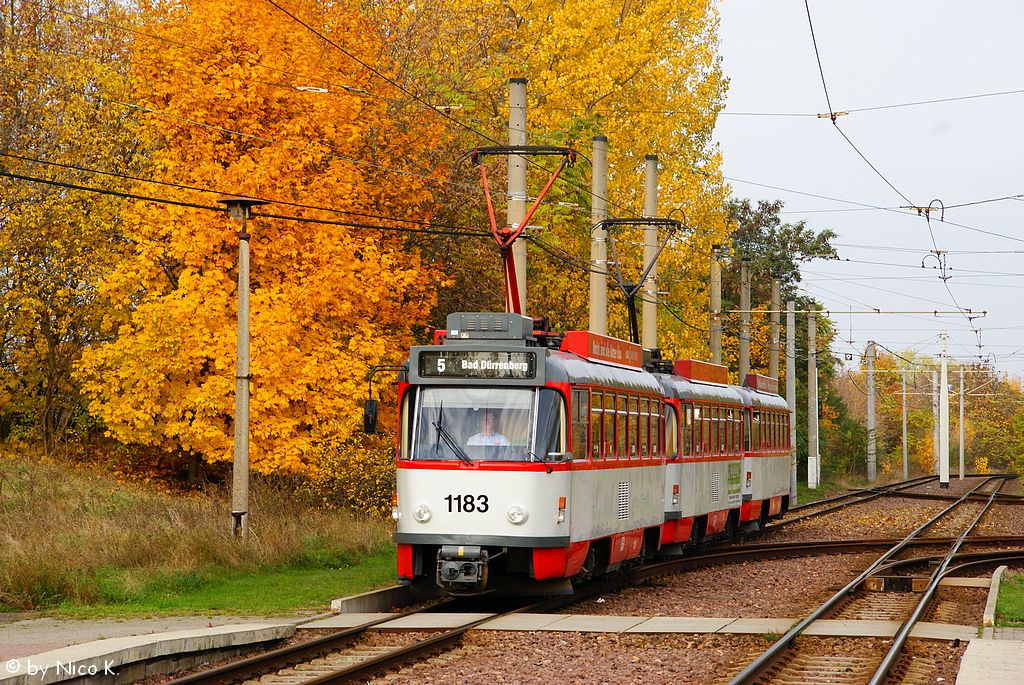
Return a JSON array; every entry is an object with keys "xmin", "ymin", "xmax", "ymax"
[
  {"xmin": 0, "ymin": 453, "xmax": 396, "ymax": 616},
  {"xmin": 996, "ymin": 572, "xmax": 1024, "ymax": 628},
  {"xmin": 796, "ymin": 474, "xmax": 876, "ymax": 506}
]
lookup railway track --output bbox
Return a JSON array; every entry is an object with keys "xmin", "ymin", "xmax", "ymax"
[
  {"xmin": 726, "ymin": 475, "xmax": 1015, "ymax": 685},
  {"xmin": 160, "ymin": 475, "xmax": 1023, "ymax": 685}
]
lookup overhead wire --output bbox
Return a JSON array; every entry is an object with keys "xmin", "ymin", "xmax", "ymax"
[
  {"xmin": 0, "ymin": 151, "xmax": 484, "ymax": 233},
  {"xmin": 0, "ymin": 168, "xmax": 491, "ymax": 237}
]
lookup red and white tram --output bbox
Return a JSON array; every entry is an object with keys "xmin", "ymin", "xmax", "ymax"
[{"xmin": 392, "ymin": 312, "xmax": 791, "ymax": 595}]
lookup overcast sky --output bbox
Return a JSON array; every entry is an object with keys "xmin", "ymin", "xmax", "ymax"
[{"xmin": 715, "ymin": 1, "xmax": 1024, "ymax": 376}]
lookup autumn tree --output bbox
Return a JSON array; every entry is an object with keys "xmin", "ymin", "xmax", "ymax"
[
  {"xmin": 0, "ymin": 0, "xmax": 144, "ymax": 452},
  {"xmin": 370, "ymin": 0, "xmax": 729, "ymax": 357},
  {"xmin": 77, "ymin": 0, "xmax": 447, "ymax": 473}
]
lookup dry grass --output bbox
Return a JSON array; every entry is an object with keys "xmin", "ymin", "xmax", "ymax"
[{"xmin": 0, "ymin": 452, "xmax": 394, "ymax": 610}]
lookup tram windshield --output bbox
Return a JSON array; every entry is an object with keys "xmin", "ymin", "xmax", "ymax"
[{"xmin": 412, "ymin": 388, "xmax": 535, "ymax": 461}]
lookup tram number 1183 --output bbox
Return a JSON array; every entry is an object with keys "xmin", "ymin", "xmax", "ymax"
[{"xmin": 445, "ymin": 494, "xmax": 489, "ymax": 513}]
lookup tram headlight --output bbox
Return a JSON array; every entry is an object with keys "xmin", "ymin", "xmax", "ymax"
[
  {"xmin": 413, "ymin": 504, "xmax": 432, "ymax": 523},
  {"xmin": 507, "ymin": 505, "xmax": 528, "ymax": 525}
]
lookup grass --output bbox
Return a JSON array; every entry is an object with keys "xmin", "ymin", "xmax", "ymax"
[
  {"xmin": 58, "ymin": 547, "xmax": 397, "ymax": 617},
  {"xmin": 795, "ymin": 473, "xmax": 875, "ymax": 506},
  {"xmin": 996, "ymin": 572, "xmax": 1024, "ymax": 628},
  {"xmin": 0, "ymin": 452, "xmax": 396, "ymax": 616}
]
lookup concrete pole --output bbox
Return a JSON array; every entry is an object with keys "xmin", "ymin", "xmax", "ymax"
[
  {"xmin": 231, "ymin": 217, "xmax": 251, "ymax": 539},
  {"xmin": 902, "ymin": 371, "xmax": 909, "ymax": 480},
  {"xmin": 508, "ymin": 78, "xmax": 528, "ymax": 313},
  {"xmin": 739, "ymin": 259, "xmax": 751, "ymax": 381},
  {"xmin": 808, "ymin": 307, "xmax": 819, "ymax": 489},
  {"xmin": 588, "ymin": 135, "xmax": 608, "ymax": 335},
  {"xmin": 932, "ymin": 371, "xmax": 939, "ymax": 474},
  {"xmin": 641, "ymin": 154, "xmax": 659, "ymax": 350},
  {"xmin": 786, "ymin": 300, "xmax": 797, "ymax": 504},
  {"xmin": 959, "ymin": 367, "xmax": 965, "ymax": 479},
  {"xmin": 710, "ymin": 246, "xmax": 722, "ymax": 364},
  {"xmin": 940, "ymin": 334, "xmax": 950, "ymax": 488},
  {"xmin": 866, "ymin": 341, "xmax": 876, "ymax": 481},
  {"xmin": 769, "ymin": 278, "xmax": 781, "ymax": 379}
]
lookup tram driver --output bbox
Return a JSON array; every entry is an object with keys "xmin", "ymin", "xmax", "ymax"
[{"xmin": 466, "ymin": 409, "xmax": 511, "ymax": 447}]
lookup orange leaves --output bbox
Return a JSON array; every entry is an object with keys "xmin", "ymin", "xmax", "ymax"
[{"xmin": 77, "ymin": 0, "xmax": 444, "ymax": 474}]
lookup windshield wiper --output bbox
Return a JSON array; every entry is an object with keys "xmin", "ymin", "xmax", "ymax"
[
  {"xmin": 433, "ymin": 403, "xmax": 472, "ymax": 465},
  {"xmin": 526, "ymin": 450, "xmax": 553, "ymax": 474}
]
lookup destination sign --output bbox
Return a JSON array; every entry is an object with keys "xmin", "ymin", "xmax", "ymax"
[{"xmin": 419, "ymin": 350, "xmax": 537, "ymax": 380}]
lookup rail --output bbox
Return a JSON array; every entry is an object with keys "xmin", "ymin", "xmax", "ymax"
[{"xmin": 725, "ymin": 475, "xmax": 1010, "ymax": 685}]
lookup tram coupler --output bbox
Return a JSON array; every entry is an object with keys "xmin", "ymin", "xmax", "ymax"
[{"xmin": 437, "ymin": 545, "xmax": 489, "ymax": 593}]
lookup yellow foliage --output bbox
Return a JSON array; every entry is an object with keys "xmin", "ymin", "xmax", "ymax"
[
  {"xmin": 381, "ymin": 0, "xmax": 729, "ymax": 350},
  {"xmin": 0, "ymin": 0, "xmax": 145, "ymax": 453},
  {"xmin": 76, "ymin": 0, "xmax": 445, "ymax": 474},
  {"xmin": 974, "ymin": 456, "xmax": 989, "ymax": 474}
]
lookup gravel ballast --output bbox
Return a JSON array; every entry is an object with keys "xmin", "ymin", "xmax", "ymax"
[
  {"xmin": 373, "ymin": 631, "xmax": 771, "ymax": 685},
  {"xmin": 565, "ymin": 553, "xmax": 878, "ymax": 618}
]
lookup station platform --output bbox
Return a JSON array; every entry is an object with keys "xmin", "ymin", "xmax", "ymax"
[
  {"xmin": 956, "ymin": 638, "xmax": 1024, "ymax": 684},
  {"xmin": 0, "ymin": 618, "xmax": 300, "ymax": 685}
]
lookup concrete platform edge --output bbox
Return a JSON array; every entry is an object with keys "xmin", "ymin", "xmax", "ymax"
[
  {"xmin": 983, "ymin": 565, "xmax": 1008, "ymax": 628},
  {"xmin": 0, "ymin": 624, "xmax": 294, "ymax": 685},
  {"xmin": 330, "ymin": 585, "xmax": 413, "ymax": 613}
]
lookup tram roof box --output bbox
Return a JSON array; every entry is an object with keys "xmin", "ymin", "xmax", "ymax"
[
  {"xmin": 744, "ymin": 373, "xmax": 779, "ymax": 395},
  {"xmin": 446, "ymin": 312, "xmax": 536, "ymax": 341}
]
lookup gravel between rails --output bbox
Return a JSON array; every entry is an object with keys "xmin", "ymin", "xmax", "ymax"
[
  {"xmin": 372, "ymin": 631, "xmax": 771, "ymax": 685},
  {"xmin": 923, "ymin": 502, "xmax": 985, "ymax": 538},
  {"xmin": 564, "ymin": 553, "xmax": 878, "ymax": 619},
  {"xmin": 764, "ymin": 496, "xmax": 950, "ymax": 542},
  {"xmin": 976, "ymin": 503, "xmax": 1024, "ymax": 536},
  {"xmin": 898, "ymin": 638, "xmax": 968, "ymax": 683},
  {"xmin": 925, "ymin": 586, "xmax": 988, "ymax": 625}
]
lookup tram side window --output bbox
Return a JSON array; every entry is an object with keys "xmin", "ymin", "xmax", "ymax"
[
  {"xmin": 655, "ymin": 401, "xmax": 663, "ymax": 454},
  {"xmin": 725, "ymin": 409, "xmax": 733, "ymax": 454},
  {"xmin": 398, "ymin": 389, "xmax": 416, "ymax": 459},
  {"xmin": 743, "ymin": 408, "xmax": 752, "ymax": 453},
  {"xmin": 590, "ymin": 392, "xmax": 603, "ymax": 460},
  {"xmin": 571, "ymin": 389, "xmax": 589, "ymax": 460},
  {"xmin": 732, "ymin": 409, "xmax": 740, "ymax": 454},
  {"xmin": 616, "ymin": 395, "xmax": 627, "ymax": 458},
  {"xmin": 664, "ymin": 405, "xmax": 678, "ymax": 458},
  {"xmin": 682, "ymin": 404, "xmax": 693, "ymax": 457},
  {"xmin": 604, "ymin": 393, "xmax": 616, "ymax": 458},
  {"xmin": 751, "ymin": 411, "xmax": 761, "ymax": 453},
  {"xmin": 701, "ymin": 406, "xmax": 711, "ymax": 456},
  {"xmin": 639, "ymin": 399, "xmax": 649, "ymax": 457},
  {"xmin": 628, "ymin": 397, "xmax": 639, "ymax": 458},
  {"xmin": 721, "ymin": 407, "xmax": 729, "ymax": 454},
  {"xmin": 785, "ymin": 413, "xmax": 791, "ymax": 448},
  {"xmin": 737, "ymin": 410, "xmax": 743, "ymax": 454},
  {"xmin": 534, "ymin": 388, "xmax": 566, "ymax": 458},
  {"xmin": 708, "ymin": 407, "xmax": 717, "ymax": 456}
]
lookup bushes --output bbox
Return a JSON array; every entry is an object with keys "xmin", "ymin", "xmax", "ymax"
[{"xmin": 305, "ymin": 436, "xmax": 396, "ymax": 516}]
